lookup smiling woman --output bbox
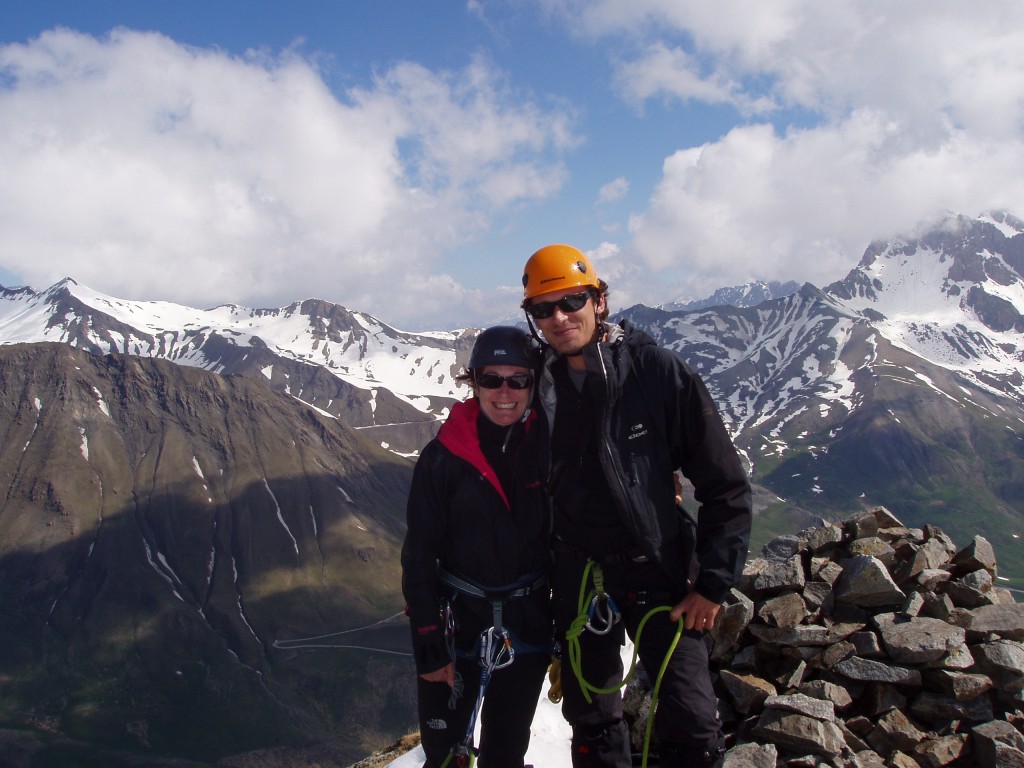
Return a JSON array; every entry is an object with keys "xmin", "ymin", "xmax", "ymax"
[
  {"xmin": 474, "ymin": 366, "xmax": 534, "ymax": 426},
  {"xmin": 400, "ymin": 325, "xmax": 553, "ymax": 767}
]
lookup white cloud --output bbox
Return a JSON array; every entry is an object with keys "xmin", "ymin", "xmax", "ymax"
[
  {"xmin": 627, "ymin": 115, "xmax": 1024, "ymax": 298},
  {"xmin": 542, "ymin": 0, "xmax": 1024, "ymax": 301},
  {"xmin": 5, "ymin": 5, "xmax": 1024, "ymax": 330},
  {"xmin": 0, "ymin": 29, "xmax": 576, "ymax": 326},
  {"xmin": 557, "ymin": 1, "xmax": 1024, "ymax": 129},
  {"xmin": 597, "ymin": 176, "xmax": 629, "ymax": 204}
]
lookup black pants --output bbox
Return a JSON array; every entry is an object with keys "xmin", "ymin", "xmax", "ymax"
[
  {"xmin": 417, "ymin": 650, "xmax": 549, "ymax": 768},
  {"xmin": 552, "ymin": 555, "xmax": 724, "ymax": 768}
]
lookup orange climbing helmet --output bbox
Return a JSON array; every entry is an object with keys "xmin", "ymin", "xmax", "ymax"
[{"xmin": 521, "ymin": 244, "xmax": 601, "ymax": 303}]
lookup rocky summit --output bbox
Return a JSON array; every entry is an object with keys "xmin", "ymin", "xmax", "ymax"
[{"xmin": 622, "ymin": 507, "xmax": 1024, "ymax": 767}]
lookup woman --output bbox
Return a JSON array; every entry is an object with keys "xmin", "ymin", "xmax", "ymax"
[{"xmin": 402, "ymin": 326, "xmax": 552, "ymax": 768}]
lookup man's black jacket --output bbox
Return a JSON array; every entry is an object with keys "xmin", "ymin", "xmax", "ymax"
[{"xmin": 537, "ymin": 321, "xmax": 751, "ymax": 603}]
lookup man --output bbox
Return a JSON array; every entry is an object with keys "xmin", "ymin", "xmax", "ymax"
[{"xmin": 520, "ymin": 244, "xmax": 751, "ymax": 768}]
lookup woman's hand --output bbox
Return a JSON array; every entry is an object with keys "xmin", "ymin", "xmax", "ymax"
[{"xmin": 419, "ymin": 662, "xmax": 455, "ymax": 686}]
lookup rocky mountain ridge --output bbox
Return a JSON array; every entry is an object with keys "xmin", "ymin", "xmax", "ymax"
[
  {"xmin": 661, "ymin": 279, "xmax": 801, "ymax": 312},
  {"xmin": 0, "ymin": 280, "xmax": 475, "ymax": 456}
]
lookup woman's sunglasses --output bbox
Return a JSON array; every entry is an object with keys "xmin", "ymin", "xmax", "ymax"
[
  {"xmin": 524, "ymin": 290, "xmax": 593, "ymax": 320},
  {"xmin": 476, "ymin": 373, "xmax": 533, "ymax": 390}
]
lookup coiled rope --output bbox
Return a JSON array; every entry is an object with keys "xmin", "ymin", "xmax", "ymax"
[{"xmin": 565, "ymin": 560, "xmax": 684, "ymax": 768}]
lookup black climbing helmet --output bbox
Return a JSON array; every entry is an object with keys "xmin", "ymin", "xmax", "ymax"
[{"xmin": 469, "ymin": 326, "xmax": 541, "ymax": 371}]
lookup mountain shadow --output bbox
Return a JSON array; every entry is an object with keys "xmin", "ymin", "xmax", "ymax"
[{"xmin": 0, "ymin": 343, "xmax": 419, "ymax": 765}]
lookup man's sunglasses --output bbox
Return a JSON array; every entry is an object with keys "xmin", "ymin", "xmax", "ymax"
[
  {"xmin": 524, "ymin": 290, "xmax": 593, "ymax": 320},
  {"xmin": 476, "ymin": 373, "xmax": 534, "ymax": 390}
]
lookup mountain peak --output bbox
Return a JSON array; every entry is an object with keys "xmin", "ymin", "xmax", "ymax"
[{"xmin": 663, "ymin": 279, "xmax": 801, "ymax": 312}]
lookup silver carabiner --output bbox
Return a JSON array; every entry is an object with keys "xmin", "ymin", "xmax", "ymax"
[
  {"xmin": 585, "ymin": 594, "xmax": 621, "ymax": 636},
  {"xmin": 480, "ymin": 626, "xmax": 516, "ymax": 671}
]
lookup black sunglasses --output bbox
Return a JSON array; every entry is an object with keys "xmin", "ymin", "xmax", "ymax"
[
  {"xmin": 476, "ymin": 372, "xmax": 533, "ymax": 390},
  {"xmin": 525, "ymin": 290, "xmax": 593, "ymax": 320}
]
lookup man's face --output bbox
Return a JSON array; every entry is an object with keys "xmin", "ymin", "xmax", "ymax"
[{"xmin": 528, "ymin": 286, "xmax": 605, "ymax": 358}]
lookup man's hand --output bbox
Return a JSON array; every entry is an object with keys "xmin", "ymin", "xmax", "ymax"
[
  {"xmin": 669, "ymin": 591, "xmax": 720, "ymax": 631},
  {"xmin": 419, "ymin": 662, "xmax": 455, "ymax": 686}
]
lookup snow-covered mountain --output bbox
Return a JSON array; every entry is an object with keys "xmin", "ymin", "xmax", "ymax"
[
  {"xmin": 3, "ymin": 210, "xmax": 1024, "ymax": 574},
  {"xmin": 633, "ymin": 211, "xmax": 1024, "ymax": 428},
  {"xmin": 620, "ymin": 211, "xmax": 1024, "ymax": 579},
  {"xmin": 4, "ymin": 210, "xmax": 1024, "ymax": 765},
  {"xmin": 0, "ymin": 280, "xmax": 477, "ymax": 455},
  {"xmin": 661, "ymin": 279, "xmax": 801, "ymax": 312}
]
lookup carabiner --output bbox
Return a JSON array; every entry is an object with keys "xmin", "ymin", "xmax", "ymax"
[
  {"xmin": 586, "ymin": 593, "xmax": 621, "ymax": 635},
  {"xmin": 480, "ymin": 626, "xmax": 515, "ymax": 671}
]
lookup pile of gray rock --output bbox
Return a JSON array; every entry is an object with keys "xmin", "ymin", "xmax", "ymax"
[{"xmin": 627, "ymin": 507, "xmax": 1024, "ymax": 767}]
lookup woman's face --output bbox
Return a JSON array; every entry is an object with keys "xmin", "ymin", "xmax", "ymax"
[{"xmin": 474, "ymin": 364, "xmax": 533, "ymax": 427}]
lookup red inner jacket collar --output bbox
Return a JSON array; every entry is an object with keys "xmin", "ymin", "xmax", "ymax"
[{"xmin": 437, "ymin": 398, "xmax": 535, "ymax": 510}]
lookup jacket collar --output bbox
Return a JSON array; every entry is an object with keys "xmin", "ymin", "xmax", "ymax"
[{"xmin": 436, "ymin": 398, "xmax": 535, "ymax": 509}]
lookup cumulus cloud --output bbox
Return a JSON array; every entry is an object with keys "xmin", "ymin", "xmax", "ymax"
[
  {"xmin": 629, "ymin": 116, "xmax": 1024, "ymax": 298},
  {"xmin": 5, "ymin": 5, "xmax": 1024, "ymax": 327},
  {"xmin": 542, "ymin": 0, "xmax": 1024, "ymax": 302},
  {"xmin": 0, "ymin": 28, "xmax": 575, "ymax": 327},
  {"xmin": 597, "ymin": 177, "xmax": 629, "ymax": 204}
]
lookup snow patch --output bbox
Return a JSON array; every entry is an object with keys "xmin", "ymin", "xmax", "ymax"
[
  {"xmin": 92, "ymin": 386, "xmax": 111, "ymax": 417},
  {"xmin": 264, "ymin": 479, "xmax": 299, "ymax": 554}
]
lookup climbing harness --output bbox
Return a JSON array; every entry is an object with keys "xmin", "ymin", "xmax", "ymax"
[
  {"xmin": 565, "ymin": 560, "xmax": 685, "ymax": 768},
  {"xmin": 437, "ymin": 567, "xmax": 547, "ymax": 635},
  {"xmin": 435, "ymin": 567, "xmax": 549, "ymax": 768}
]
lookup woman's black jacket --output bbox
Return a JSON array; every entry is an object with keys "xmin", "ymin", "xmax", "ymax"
[{"xmin": 401, "ymin": 397, "xmax": 551, "ymax": 675}]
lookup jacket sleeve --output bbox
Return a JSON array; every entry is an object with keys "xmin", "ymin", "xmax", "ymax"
[
  {"xmin": 401, "ymin": 441, "xmax": 453, "ymax": 675},
  {"xmin": 666, "ymin": 354, "xmax": 752, "ymax": 604}
]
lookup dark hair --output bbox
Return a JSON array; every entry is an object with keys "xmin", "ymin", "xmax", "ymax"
[{"xmin": 595, "ymin": 279, "xmax": 610, "ymax": 322}]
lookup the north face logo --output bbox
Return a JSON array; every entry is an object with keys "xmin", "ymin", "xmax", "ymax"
[{"xmin": 426, "ymin": 718, "xmax": 448, "ymax": 730}]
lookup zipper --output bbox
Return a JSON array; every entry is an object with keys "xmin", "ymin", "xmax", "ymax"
[{"xmin": 594, "ymin": 345, "xmax": 632, "ymax": 511}]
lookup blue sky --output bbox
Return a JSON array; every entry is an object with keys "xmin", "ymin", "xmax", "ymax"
[{"xmin": 3, "ymin": 1, "xmax": 1024, "ymax": 330}]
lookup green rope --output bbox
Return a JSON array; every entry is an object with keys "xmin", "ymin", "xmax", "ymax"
[
  {"xmin": 565, "ymin": 560, "xmax": 685, "ymax": 768},
  {"xmin": 641, "ymin": 606, "xmax": 683, "ymax": 768}
]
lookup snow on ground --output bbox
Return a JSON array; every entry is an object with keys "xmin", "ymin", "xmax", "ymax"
[
  {"xmin": 387, "ymin": 695, "xmax": 570, "ymax": 768},
  {"xmin": 386, "ymin": 642, "xmax": 637, "ymax": 767}
]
